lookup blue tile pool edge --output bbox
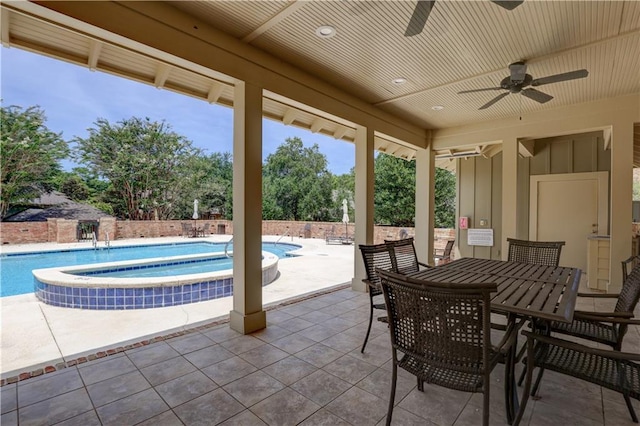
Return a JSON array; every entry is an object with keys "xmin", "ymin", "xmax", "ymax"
[{"xmin": 33, "ymin": 252, "xmax": 279, "ymax": 310}]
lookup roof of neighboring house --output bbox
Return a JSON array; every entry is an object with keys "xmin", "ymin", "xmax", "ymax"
[{"xmin": 3, "ymin": 191, "xmax": 113, "ymax": 222}]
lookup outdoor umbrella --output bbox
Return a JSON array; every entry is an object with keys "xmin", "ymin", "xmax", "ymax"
[
  {"xmin": 342, "ymin": 199, "xmax": 349, "ymax": 237},
  {"xmin": 193, "ymin": 199, "xmax": 199, "ymax": 220}
]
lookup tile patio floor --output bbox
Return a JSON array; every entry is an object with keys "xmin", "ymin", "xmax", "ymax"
[{"xmin": 2, "ymin": 286, "xmax": 639, "ymax": 426}]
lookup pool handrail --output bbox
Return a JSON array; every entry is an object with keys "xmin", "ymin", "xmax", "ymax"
[{"xmin": 224, "ymin": 237, "xmax": 233, "ymax": 258}]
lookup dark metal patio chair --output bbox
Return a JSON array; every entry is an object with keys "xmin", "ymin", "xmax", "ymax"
[
  {"xmin": 520, "ymin": 262, "xmax": 640, "ymax": 397},
  {"xmin": 377, "ymin": 268, "xmax": 516, "ymax": 426},
  {"xmin": 433, "ymin": 239, "xmax": 455, "ymax": 265},
  {"xmin": 384, "ymin": 237, "xmax": 430, "ymax": 274},
  {"xmin": 518, "ymin": 331, "xmax": 640, "ymax": 424},
  {"xmin": 623, "ymin": 255, "xmax": 640, "ymax": 281},
  {"xmin": 358, "ymin": 243, "xmax": 394, "ymax": 353},
  {"xmin": 181, "ymin": 222, "xmax": 192, "ymax": 238},
  {"xmin": 198, "ymin": 222, "xmax": 210, "ymax": 237},
  {"xmin": 507, "ymin": 237, "xmax": 565, "ymax": 266}
]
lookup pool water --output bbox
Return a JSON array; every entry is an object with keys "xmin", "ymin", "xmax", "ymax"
[
  {"xmin": 0, "ymin": 242, "xmax": 299, "ymax": 297},
  {"xmin": 78, "ymin": 256, "xmax": 235, "ymax": 278}
]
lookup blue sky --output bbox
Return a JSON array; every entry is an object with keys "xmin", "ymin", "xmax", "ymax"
[{"xmin": 0, "ymin": 47, "xmax": 355, "ymax": 175}]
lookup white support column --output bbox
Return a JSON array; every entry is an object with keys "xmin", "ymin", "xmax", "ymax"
[
  {"xmin": 230, "ymin": 81, "xmax": 266, "ymax": 334},
  {"xmin": 353, "ymin": 125, "xmax": 375, "ymax": 291},
  {"xmin": 501, "ymin": 137, "xmax": 518, "ymax": 260},
  {"xmin": 414, "ymin": 147, "xmax": 435, "ymax": 264},
  {"xmin": 609, "ymin": 120, "xmax": 634, "ymax": 293}
]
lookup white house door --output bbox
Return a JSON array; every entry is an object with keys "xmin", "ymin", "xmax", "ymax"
[{"xmin": 529, "ymin": 172, "xmax": 609, "ymax": 270}]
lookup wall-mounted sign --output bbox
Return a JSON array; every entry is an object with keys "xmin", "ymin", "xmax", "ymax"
[
  {"xmin": 459, "ymin": 216, "xmax": 469, "ymax": 230},
  {"xmin": 468, "ymin": 228, "xmax": 494, "ymax": 247}
]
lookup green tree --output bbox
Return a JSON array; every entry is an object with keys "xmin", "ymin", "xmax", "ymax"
[
  {"xmin": 74, "ymin": 117, "xmax": 201, "ymax": 220},
  {"xmin": 434, "ymin": 167, "xmax": 456, "ymax": 228},
  {"xmin": 263, "ymin": 137, "xmax": 333, "ymax": 221},
  {"xmin": 175, "ymin": 152, "xmax": 233, "ymax": 219},
  {"xmin": 373, "ymin": 153, "xmax": 456, "ymax": 228},
  {"xmin": 331, "ymin": 168, "xmax": 355, "ymax": 220},
  {"xmin": 60, "ymin": 175, "xmax": 90, "ymax": 201},
  {"xmin": 0, "ymin": 105, "xmax": 68, "ymax": 219},
  {"xmin": 374, "ymin": 153, "xmax": 416, "ymax": 226}
]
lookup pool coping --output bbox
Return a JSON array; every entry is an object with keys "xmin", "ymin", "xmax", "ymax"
[{"xmin": 32, "ymin": 251, "xmax": 278, "ymax": 288}]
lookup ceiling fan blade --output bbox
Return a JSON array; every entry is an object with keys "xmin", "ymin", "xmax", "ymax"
[
  {"xmin": 531, "ymin": 69, "xmax": 589, "ymax": 86},
  {"xmin": 458, "ymin": 87, "xmax": 503, "ymax": 94},
  {"xmin": 404, "ymin": 0, "xmax": 435, "ymax": 37},
  {"xmin": 521, "ymin": 88, "xmax": 554, "ymax": 103},
  {"xmin": 479, "ymin": 92, "xmax": 510, "ymax": 110},
  {"xmin": 490, "ymin": 1, "xmax": 524, "ymax": 11}
]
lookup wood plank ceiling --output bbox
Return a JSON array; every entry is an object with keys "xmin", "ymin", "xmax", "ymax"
[{"xmin": 2, "ymin": 1, "xmax": 640, "ymax": 166}]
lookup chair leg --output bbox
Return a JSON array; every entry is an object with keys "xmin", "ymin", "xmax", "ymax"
[
  {"xmin": 361, "ymin": 296, "xmax": 374, "ymax": 353},
  {"xmin": 623, "ymin": 393, "xmax": 638, "ymax": 423},
  {"xmin": 513, "ymin": 341, "xmax": 535, "ymax": 426},
  {"xmin": 530, "ymin": 367, "xmax": 545, "ymax": 396},
  {"xmin": 483, "ymin": 388, "xmax": 490, "ymax": 426},
  {"xmin": 386, "ymin": 360, "xmax": 398, "ymax": 426},
  {"xmin": 517, "ymin": 364, "xmax": 527, "ymax": 386},
  {"xmin": 417, "ymin": 377, "xmax": 424, "ymax": 392}
]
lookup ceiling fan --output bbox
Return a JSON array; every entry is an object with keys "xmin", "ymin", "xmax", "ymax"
[
  {"xmin": 457, "ymin": 62, "xmax": 589, "ymax": 110},
  {"xmin": 405, "ymin": 0, "xmax": 524, "ymax": 37}
]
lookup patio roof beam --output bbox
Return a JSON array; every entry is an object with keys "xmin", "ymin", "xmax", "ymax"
[
  {"xmin": 31, "ymin": 0, "xmax": 427, "ymax": 149},
  {"xmin": 87, "ymin": 39, "xmax": 102, "ymax": 70},
  {"xmin": 154, "ymin": 63, "xmax": 171, "ymax": 88}
]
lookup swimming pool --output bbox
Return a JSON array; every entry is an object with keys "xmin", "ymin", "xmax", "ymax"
[
  {"xmin": 32, "ymin": 250, "xmax": 281, "ymax": 310},
  {"xmin": 0, "ymin": 241, "xmax": 300, "ymax": 297}
]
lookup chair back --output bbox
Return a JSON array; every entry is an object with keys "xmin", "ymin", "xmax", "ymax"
[
  {"xmin": 507, "ymin": 238, "xmax": 565, "ymax": 267},
  {"xmin": 385, "ymin": 237, "xmax": 420, "ymax": 274},
  {"xmin": 622, "ymin": 255, "xmax": 640, "ymax": 282},
  {"xmin": 359, "ymin": 243, "xmax": 394, "ymax": 295},
  {"xmin": 442, "ymin": 239, "xmax": 455, "ymax": 257},
  {"xmin": 377, "ymin": 269, "xmax": 496, "ymax": 390},
  {"xmin": 615, "ymin": 261, "xmax": 640, "ymax": 314}
]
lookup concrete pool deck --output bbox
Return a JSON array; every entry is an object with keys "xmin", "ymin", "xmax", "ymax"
[{"xmin": 0, "ymin": 236, "xmax": 355, "ymax": 379}]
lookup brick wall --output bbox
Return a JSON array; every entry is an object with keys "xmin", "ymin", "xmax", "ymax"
[
  {"xmin": 0, "ymin": 218, "xmax": 454, "ymax": 248},
  {"xmin": 0, "ymin": 222, "xmax": 49, "ymax": 244}
]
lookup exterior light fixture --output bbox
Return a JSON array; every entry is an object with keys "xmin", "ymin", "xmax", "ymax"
[
  {"xmin": 316, "ymin": 25, "xmax": 336, "ymax": 38},
  {"xmin": 431, "ymin": 105, "xmax": 445, "ymax": 111},
  {"xmin": 392, "ymin": 77, "xmax": 407, "ymax": 85}
]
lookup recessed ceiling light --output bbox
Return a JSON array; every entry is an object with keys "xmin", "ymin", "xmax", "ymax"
[
  {"xmin": 392, "ymin": 77, "xmax": 407, "ymax": 85},
  {"xmin": 431, "ymin": 105, "xmax": 445, "ymax": 111},
  {"xmin": 316, "ymin": 25, "xmax": 336, "ymax": 38}
]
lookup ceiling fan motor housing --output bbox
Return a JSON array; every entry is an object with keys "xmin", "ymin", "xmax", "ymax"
[{"xmin": 501, "ymin": 74, "xmax": 533, "ymax": 93}]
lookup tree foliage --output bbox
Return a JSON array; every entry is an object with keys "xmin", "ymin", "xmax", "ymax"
[
  {"xmin": 331, "ymin": 167, "xmax": 355, "ymax": 221},
  {"xmin": 434, "ymin": 167, "xmax": 456, "ymax": 228},
  {"xmin": 373, "ymin": 153, "xmax": 456, "ymax": 228},
  {"xmin": 374, "ymin": 153, "xmax": 416, "ymax": 226},
  {"xmin": 263, "ymin": 137, "xmax": 333, "ymax": 221},
  {"xmin": 0, "ymin": 105, "xmax": 68, "ymax": 218},
  {"xmin": 74, "ymin": 117, "xmax": 201, "ymax": 220},
  {"xmin": 176, "ymin": 152, "xmax": 233, "ymax": 220},
  {"xmin": 2, "ymin": 103, "xmax": 458, "ymax": 227}
]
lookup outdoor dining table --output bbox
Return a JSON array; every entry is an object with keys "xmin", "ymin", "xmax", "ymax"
[{"xmin": 406, "ymin": 257, "xmax": 582, "ymax": 425}]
